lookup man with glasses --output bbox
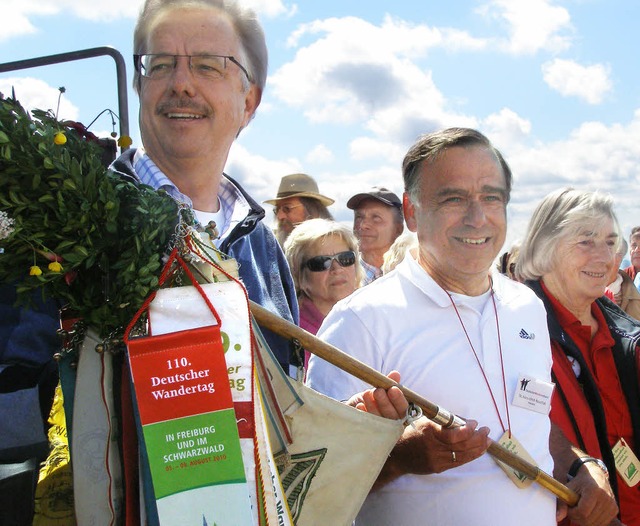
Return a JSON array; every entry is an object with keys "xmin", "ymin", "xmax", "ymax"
[
  {"xmin": 264, "ymin": 173, "xmax": 334, "ymax": 246},
  {"xmin": 110, "ymin": 0, "xmax": 298, "ymax": 372}
]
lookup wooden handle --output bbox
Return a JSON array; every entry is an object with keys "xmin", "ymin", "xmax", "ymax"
[{"xmin": 249, "ymin": 299, "xmax": 580, "ymax": 506}]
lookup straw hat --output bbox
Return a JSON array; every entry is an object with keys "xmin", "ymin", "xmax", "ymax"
[{"xmin": 264, "ymin": 173, "xmax": 334, "ymax": 206}]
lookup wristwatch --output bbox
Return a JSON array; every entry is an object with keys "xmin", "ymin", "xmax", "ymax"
[{"xmin": 567, "ymin": 456, "xmax": 609, "ymax": 479}]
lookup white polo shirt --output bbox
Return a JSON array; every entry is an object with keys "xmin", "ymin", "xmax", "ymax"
[{"xmin": 306, "ymin": 255, "xmax": 556, "ymax": 526}]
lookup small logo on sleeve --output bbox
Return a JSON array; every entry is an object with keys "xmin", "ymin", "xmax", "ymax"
[{"xmin": 519, "ymin": 329, "xmax": 535, "ymax": 340}]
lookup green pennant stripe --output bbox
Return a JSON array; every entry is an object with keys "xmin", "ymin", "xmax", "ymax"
[{"xmin": 143, "ymin": 410, "xmax": 246, "ymax": 499}]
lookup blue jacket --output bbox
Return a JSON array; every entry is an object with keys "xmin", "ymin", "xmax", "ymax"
[
  {"xmin": 110, "ymin": 149, "xmax": 300, "ymax": 371},
  {"xmin": 0, "ymin": 285, "xmax": 60, "ymax": 461}
]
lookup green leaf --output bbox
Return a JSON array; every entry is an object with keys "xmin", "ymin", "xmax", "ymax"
[
  {"xmin": 73, "ymin": 245, "xmax": 89, "ymax": 257},
  {"xmin": 0, "ymin": 95, "xmax": 180, "ymax": 339},
  {"xmin": 38, "ymin": 194, "xmax": 56, "ymax": 203},
  {"xmin": 62, "ymin": 178, "xmax": 77, "ymax": 191}
]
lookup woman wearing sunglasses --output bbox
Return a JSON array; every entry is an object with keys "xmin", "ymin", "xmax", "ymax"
[{"xmin": 284, "ymin": 219, "xmax": 364, "ymax": 369}]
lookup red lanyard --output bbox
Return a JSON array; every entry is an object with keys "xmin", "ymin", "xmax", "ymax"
[{"xmin": 445, "ymin": 286, "xmax": 512, "ymax": 436}]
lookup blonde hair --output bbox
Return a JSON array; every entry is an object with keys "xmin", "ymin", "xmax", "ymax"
[
  {"xmin": 284, "ymin": 219, "xmax": 363, "ymax": 295},
  {"xmin": 382, "ymin": 231, "xmax": 417, "ymax": 274}
]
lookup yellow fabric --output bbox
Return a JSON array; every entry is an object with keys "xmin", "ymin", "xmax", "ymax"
[{"xmin": 33, "ymin": 383, "xmax": 75, "ymax": 525}]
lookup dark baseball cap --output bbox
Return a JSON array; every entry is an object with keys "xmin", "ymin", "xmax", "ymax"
[{"xmin": 346, "ymin": 186, "xmax": 402, "ymax": 210}]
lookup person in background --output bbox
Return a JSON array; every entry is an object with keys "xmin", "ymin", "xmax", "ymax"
[
  {"xmin": 517, "ymin": 187, "xmax": 639, "ymax": 525},
  {"xmin": 307, "ymin": 128, "xmax": 616, "ymax": 526},
  {"xmin": 264, "ymin": 173, "xmax": 334, "ymax": 246},
  {"xmin": 606, "ymin": 237, "xmax": 640, "ymax": 319},
  {"xmin": 347, "ymin": 186, "xmax": 404, "ymax": 285},
  {"xmin": 624, "ymin": 226, "xmax": 640, "ymax": 292},
  {"xmin": 496, "ymin": 243, "xmax": 521, "ymax": 282},
  {"xmin": 111, "ymin": 0, "xmax": 298, "ymax": 371},
  {"xmin": 380, "ymin": 231, "xmax": 417, "ymax": 274},
  {"xmin": 284, "ymin": 218, "xmax": 362, "ymax": 369},
  {"xmin": 0, "ymin": 286, "xmax": 61, "ymax": 525}
]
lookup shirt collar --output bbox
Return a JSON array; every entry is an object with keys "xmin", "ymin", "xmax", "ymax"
[
  {"xmin": 401, "ymin": 255, "xmax": 499, "ymax": 308},
  {"xmin": 134, "ymin": 149, "xmax": 242, "ymax": 239}
]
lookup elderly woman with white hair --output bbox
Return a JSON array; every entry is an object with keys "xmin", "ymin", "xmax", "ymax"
[
  {"xmin": 284, "ymin": 218, "xmax": 363, "ymax": 369},
  {"xmin": 517, "ymin": 187, "xmax": 640, "ymax": 525}
]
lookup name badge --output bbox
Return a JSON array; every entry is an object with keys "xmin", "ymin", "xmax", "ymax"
[
  {"xmin": 512, "ymin": 374, "xmax": 554, "ymax": 415},
  {"xmin": 494, "ymin": 431, "xmax": 535, "ymax": 489},
  {"xmin": 613, "ymin": 437, "xmax": 640, "ymax": 487}
]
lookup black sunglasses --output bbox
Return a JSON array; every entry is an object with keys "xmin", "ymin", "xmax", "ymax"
[{"xmin": 303, "ymin": 251, "xmax": 357, "ymax": 272}]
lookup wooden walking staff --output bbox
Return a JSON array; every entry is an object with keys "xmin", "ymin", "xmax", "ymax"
[{"xmin": 249, "ymin": 300, "xmax": 580, "ymax": 507}]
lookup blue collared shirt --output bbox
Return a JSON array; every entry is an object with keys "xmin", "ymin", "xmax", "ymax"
[
  {"xmin": 360, "ymin": 257, "xmax": 382, "ymax": 285},
  {"xmin": 134, "ymin": 150, "xmax": 235, "ymax": 240}
]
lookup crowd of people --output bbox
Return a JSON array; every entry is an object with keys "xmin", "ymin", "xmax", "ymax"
[{"xmin": 2, "ymin": 0, "xmax": 639, "ymax": 524}]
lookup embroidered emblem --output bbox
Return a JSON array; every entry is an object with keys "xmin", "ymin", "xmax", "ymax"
[
  {"xmin": 277, "ymin": 448, "xmax": 327, "ymax": 523},
  {"xmin": 567, "ymin": 356, "xmax": 581, "ymax": 377},
  {"xmin": 519, "ymin": 329, "xmax": 535, "ymax": 340}
]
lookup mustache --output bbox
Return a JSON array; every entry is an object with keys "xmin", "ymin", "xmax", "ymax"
[
  {"xmin": 156, "ymin": 98, "xmax": 212, "ymax": 116},
  {"xmin": 278, "ymin": 219, "xmax": 305, "ymax": 228}
]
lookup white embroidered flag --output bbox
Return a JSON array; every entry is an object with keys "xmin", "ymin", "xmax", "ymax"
[{"xmin": 148, "ymin": 279, "xmax": 404, "ymax": 525}]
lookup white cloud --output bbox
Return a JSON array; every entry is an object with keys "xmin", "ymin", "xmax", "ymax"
[
  {"xmin": 478, "ymin": 0, "xmax": 574, "ymax": 55},
  {"xmin": 226, "ymin": 142, "xmax": 303, "ymax": 205},
  {"xmin": 270, "ymin": 15, "xmax": 482, "ymax": 162},
  {"xmin": 349, "ymin": 137, "xmax": 403, "ymax": 163},
  {"xmin": 285, "ymin": 14, "xmax": 485, "ymax": 54},
  {"xmin": 2, "ymin": 0, "xmax": 143, "ymax": 30},
  {"xmin": 2, "ymin": 0, "xmax": 294, "ymax": 35},
  {"xmin": 0, "ymin": 77, "xmax": 79, "ymax": 120},
  {"xmin": 227, "ymin": 141, "xmax": 405, "ymax": 225},
  {"xmin": 275, "ymin": 14, "xmax": 484, "ymax": 115},
  {"xmin": 318, "ymin": 164, "xmax": 404, "ymax": 224},
  {"xmin": 306, "ymin": 144, "xmax": 334, "ymax": 164},
  {"xmin": 542, "ymin": 58, "xmax": 612, "ymax": 104},
  {"xmin": 0, "ymin": 1, "xmax": 57, "ymax": 41},
  {"xmin": 59, "ymin": 0, "xmax": 144, "ymax": 21},
  {"xmin": 241, "ymin": 0, "xmax": 297, "ymax": 18},
  {"xmin": 503, "ymin": 111, "xmax": 640, "ymax": 247},
  {"xmin": 482, "ymin": 108, "xmax": 532, "ymax": 150}
]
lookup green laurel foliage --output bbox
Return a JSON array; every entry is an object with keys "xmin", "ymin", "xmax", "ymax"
[{"xmin": 0, "ymin": 95, "xmax": 185, "ymax": 338}]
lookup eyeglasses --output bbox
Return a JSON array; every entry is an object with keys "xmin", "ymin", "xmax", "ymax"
[
  {"xmin": 274, "ymin": 204, "xmax": 302, "ymax": 216},
  {"xmin": 303, "ymin": 251, "xmax": 357, "ymax": 272},
  {"xmin": 134, "ymin": 54, "xmax": 251, "ymax": 82}
]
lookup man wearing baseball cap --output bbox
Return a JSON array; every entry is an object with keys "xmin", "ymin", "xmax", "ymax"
[
  {"xmin": 347, "ymin": 186, "xmax": 404, "ymax": 284},
  {"xmin": 265, "ymin": 173, "xmax": 334, "ymax": 245}
]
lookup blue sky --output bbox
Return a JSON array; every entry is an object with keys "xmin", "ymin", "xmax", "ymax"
[{"xmin": 1, "ymin": 0, "xmax": 639, "ymax": 253}]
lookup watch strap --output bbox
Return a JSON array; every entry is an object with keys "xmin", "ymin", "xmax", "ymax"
[{"xmin": 567, "ymin": 456, "xmax": 608, "ymax": 479}]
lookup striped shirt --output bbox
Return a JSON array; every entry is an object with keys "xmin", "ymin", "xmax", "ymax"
[{"xmin": 133, "ymin": 149, "xmax": 236, "ymax": 240}]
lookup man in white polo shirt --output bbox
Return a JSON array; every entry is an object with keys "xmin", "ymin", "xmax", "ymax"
[{"xmin": 307, "ymin": 128, "xmax": 617, "ymax": 526}]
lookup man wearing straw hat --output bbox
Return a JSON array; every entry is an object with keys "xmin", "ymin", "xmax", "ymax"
[
  {"xmin": 264, "ymin": 173, "xmax": 334, "ymax": 245},
  {"xmin": 307, "ymin": 128, "xmax": 617, "ymax": 525}
]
